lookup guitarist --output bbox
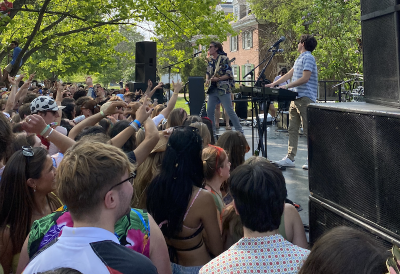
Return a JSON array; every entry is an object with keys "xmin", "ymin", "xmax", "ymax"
[{"xmin": 205, "ymin": 41, "xmax": 243, "ymax": 135}]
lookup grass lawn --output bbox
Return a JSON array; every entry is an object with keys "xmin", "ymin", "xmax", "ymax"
[{"xmin": 175, "ymin": 96, "xmax": 190, "ymax": 114}]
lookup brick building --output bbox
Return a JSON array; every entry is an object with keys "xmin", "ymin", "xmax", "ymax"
[{"xmin": 219, "ymin": 0, "xmax": 288, "ymax": 87}]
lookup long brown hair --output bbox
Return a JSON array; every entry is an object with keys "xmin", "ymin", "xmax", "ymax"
[
  {"xmin": 0, "ymin": 113, "xmax": 13, "ymax": 163},
  {"xmin": 0, "ymin": 147, "xmax": 61, "ymax": 254},
  {"xmin": 166, "ymin": 108, "xmax": 187, "ymax": 129},
  {"xmin": 216, "ymin": 131, "xmax": 248, "ymax": 171}
]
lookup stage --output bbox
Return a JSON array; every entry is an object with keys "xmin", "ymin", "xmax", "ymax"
[{"xmin": 218, "ymin": 122, "xmax": 310, "ymax": 227}]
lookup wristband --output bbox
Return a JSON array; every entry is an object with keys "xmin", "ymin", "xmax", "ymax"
[
  {"xmin": 40, "ymin": 125, "xmax": 50, "ymax": 136},
  {"xmin": 44, "ymin": 128, "xmax": 54, "ymax": 139},
  {"xmin": 100, "ymin": 111, "xmax": 105, "ymax": 117},
  {"xmin": 129, "ymin": 121, "xmax": 139, "ymax": 131},
  {"xmin": 133, "ymin": 119, "xmax": 141, "ymax": 128},
  {"xmin": 285, "ymin": 84, "xmax": 289, "ymax": 89}
]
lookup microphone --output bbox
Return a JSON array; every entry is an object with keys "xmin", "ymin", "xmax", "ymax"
[
  {"xmin": 269, "ymin": 36, "xmax": 286, "ymax": 50},
  {"xmin": 193, "ymin": 51, "xmax": 202, "ymax": 56}
]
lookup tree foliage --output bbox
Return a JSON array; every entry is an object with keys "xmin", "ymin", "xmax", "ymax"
[
  {"xmin": 249, "ymin": 0, "xmax": 361, "ymax": 80},
  {"xmin": 0, "ymin": 0, "xmax": 234, "ymax": 79}
]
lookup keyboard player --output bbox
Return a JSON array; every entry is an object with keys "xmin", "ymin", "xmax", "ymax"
[{"xmin": 265, "ymin": 34, "xmax": 318, "ymax": 170}]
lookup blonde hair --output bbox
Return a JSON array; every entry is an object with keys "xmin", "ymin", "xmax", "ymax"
[
  {"xmin": 190, "ymin": 122, "xmax": 211, "ymax": 148},
  {"xmin": 57, "ymin": 141, "xmax": 135, "ymax": 221},
  {"xmin": 151, "ymin": 104, "xmax": 165, "ymax": 118},
  {"xmin": 202, "ymin": 145, "xmax": 227, "ymax": 181},
  {"xmin": 132, "ymin": 151, "xmax": 165, "ymax": 209}
]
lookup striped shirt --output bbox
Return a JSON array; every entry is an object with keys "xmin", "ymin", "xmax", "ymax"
[{"xmin": 292, "ymin": 51, "xmax": 318, "ymax": 102}]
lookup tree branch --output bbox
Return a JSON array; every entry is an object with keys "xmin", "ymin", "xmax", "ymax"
[{"xmin": 10, "ymin": 0, "xmax": 51, "ymax": 76}]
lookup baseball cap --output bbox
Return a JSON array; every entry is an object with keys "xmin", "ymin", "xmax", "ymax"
[{"xmin": 30, "ymin": 96, "xmax": 65, "ymax": 114}]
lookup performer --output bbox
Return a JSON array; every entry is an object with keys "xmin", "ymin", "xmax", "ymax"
[
  {"xmin": 206, "ymin": 41, "xmax": 243, "ymax": 135},
  {"xmin": 266, "ymin": 34, "xmax": 318, "ymax": 170}
]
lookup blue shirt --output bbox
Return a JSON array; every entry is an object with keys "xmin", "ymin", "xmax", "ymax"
[
  {"xmin": 11, "ymin": 46, "xmax": 22, "ymax": 65},
  {"xmin": 292, "ymin": 51, "xmax": 318, "ymax": 102}
]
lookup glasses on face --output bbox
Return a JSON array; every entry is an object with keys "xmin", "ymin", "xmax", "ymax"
[
  {"xmin": 209, "ymin": 45, "xmax": 214, "ymax": 49},
  {"xmin": 22, "ymin": 146, "xmax": 34, "ymax": 157},
  {"xmin": 104, "ymin": 172, "xmax": 136, "ymax": 198}
]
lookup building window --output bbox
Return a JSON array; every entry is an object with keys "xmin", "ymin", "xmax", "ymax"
[
  {"xmin": 232, "ymin": 65, "xmax": 240, "ymax": 81},
  {"xmin": 243, "ymin": 64, "xmax": 254, "ymax": 86},
  {"xmin": 230, "ymin": 36, "xmax": 238, "ymax": 52},
  {"xmin": 233, "ymin": 5, "xmax": 239, "ymax": 20},
  {"xmin": 242, "ymin": 31, "xmax": 253, "ymax": 49}
]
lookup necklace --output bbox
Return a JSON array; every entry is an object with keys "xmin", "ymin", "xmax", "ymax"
[{"xmin": 206, "ymin": 183, "xmax": 223, "ymax": 201}]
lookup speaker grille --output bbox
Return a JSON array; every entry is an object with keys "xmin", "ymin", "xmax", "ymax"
[
  {"xmin": 309, "ymin": 105, "xmax": 400, "ymax": 237},
  {"xmin": 309, "ymin": 198, "xmax": 393, "ymax": 248},
  {"xmin": 361, "ymin": 0, "xmax": 397, "ymax": 15},
  {"xmin": 362, "ymin": 12, "xmax": 400, "ymax": 104}
]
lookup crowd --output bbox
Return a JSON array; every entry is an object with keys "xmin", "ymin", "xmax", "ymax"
[{"xmin": 0, "ymin": 50, "xmax": 398, "ymax": 274}]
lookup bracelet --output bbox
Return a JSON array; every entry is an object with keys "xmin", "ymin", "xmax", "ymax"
[
  {"xmin": 129, "ymin": 121, "xmax": 139, "ymax": 131},
  {"xmin": 44, "ymin": 128, "xmax": 54, "ymax": 139},
  {"xmin": 285, "ymin": 84, "xmax": 289, "ymax": 89},
  {"xmin": 40, "ymin": 125, "xmax": 50, "ymax": 136},
  {"xmin": 100, "ymin": 111, "xmax": 105, "ymax": 117},
  {"xmin": 133, "ymin": 119, "xmax": 141, "ymax": 128}
]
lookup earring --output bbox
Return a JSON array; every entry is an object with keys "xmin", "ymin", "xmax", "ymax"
[{"xmin": 34, "ymin": 186, "xmax": 36, "ymax": 193}]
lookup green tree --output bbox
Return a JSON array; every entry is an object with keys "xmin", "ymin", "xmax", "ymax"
[
  {"xmin": 0, "ymin": 0, "xmax": 234, "ymax": 79},
  {"xmin": 249, "ymin": 0, "xmax": 361, "ymax": 80}
]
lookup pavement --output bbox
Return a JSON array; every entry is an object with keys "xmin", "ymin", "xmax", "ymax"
[{"xmin": 216, "ymin": 122, "xmax": 310, "ymax": 227}]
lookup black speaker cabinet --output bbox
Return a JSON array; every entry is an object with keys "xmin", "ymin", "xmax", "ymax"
[
  {"xmin": 308, "ymin": 102, "xmax": 400, "ymax": 241},
  {"xmin": 361, "ymin": 0, "xmax": 400, "ymax": 106},
  {"xmin": 135, "ymin": 41, "xmax": 157, "ymax": 84},
  {"xmin": 188, "ymin": 77, "xmax": 205, "ymax": 116},
  {"xmin": 309, "ymin": 195, "xmax": 400, "ymax": 248}
]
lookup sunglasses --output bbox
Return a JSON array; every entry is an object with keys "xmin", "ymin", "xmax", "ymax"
[
  {"xmin": 387, "ymin": 245, "xmax": 400, "ymax": 274},
  {"xmin": 104, "ymin": 172, "xmax": 136, "ymax": 199}
]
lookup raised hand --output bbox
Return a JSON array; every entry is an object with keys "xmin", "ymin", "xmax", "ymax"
[{"xmin": 103, "ymin": 101, "xmax": 127, "ymax": 116}]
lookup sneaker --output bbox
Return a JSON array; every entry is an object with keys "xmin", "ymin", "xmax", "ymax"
[
  {"xmin": 275, "ymin": 156, "xmax": 295, "ymax": 167},
  {"xmin": 302, "ymin": 161, "xmax": 308, "ymax": 170}
]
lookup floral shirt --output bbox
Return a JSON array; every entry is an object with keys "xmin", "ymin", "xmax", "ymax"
[
  {"xmin": 199, "ymin": 234, "xmax": 310, "ymax": 274},
  {"xmin": 206, "ymin": 54, "xmax": 235, "ymax": 94},
  {"xmin": 28, "ymin": 206, "xmax": 151, "ymax": 259}
]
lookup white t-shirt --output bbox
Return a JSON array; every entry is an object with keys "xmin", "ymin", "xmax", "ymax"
[
  {"xmin": 48, "ymin": 126, "xmax": 67, "ymax": 155},
  {"xmin": 152, "ymin": 114, "xmax": 165, "ymax": 126},
  {"xmin": 23, "ymin": 226, "xmax": 157, "ymax": 274}
]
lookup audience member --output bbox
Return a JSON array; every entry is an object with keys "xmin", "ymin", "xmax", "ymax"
[
  {"xmin": 298, "ymin": 226, "xmax": 387, "ymax": 274},
  {"xmin": 22, "ymin": 142, "xmax": 159, "ymax": 274},
  {"xmin": 200, "ymin": 162, "xmax": 310, "ymax": 274},
  {"xmin": 202, "ymin": 145, "xmax": 230, "ymax": 215},
  {"xmin": 147, "ymin": 126, "xmax": 223, "ymax": 272},
  {"xmin": 190, "ymin": 122, "xmax": 211, "ymax": 147},
  {"xmin": 221, "ymin": 156, "xmax": 308, "ymax": 250},
  {"xmin": 0, "ymin": 147, "xmax": 63, "ymax": 274}
]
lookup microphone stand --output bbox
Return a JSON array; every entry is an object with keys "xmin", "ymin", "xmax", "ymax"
[
  {"xmin": 247, "ymin": 46, "xmax": 282, "ymax": 158},
  {"xmin": 162, "ymin": 52, "xmax": 202, "ymax": 87}
]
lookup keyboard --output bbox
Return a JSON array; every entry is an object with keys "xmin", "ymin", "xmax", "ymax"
[{"xmin": 239, "ymin": 86, "xmax": 298, "ymax": 102}]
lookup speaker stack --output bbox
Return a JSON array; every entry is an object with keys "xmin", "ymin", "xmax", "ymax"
[
  {"xmin": 133, "ymin": 41, "xmax": 164, "ymax": 103},
  {"xmin": 308, "ymin": 0, "xmax": 400, "ymax": 248}
]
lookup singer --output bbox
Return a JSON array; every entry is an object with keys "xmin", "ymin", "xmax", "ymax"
[
  {"xmin": 266, "ymin": 34, "xmax": 318, "ymax": 170},
  {"xmin": 205, "ymin": 41, "xmax": 243, "ymax": 135}
]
